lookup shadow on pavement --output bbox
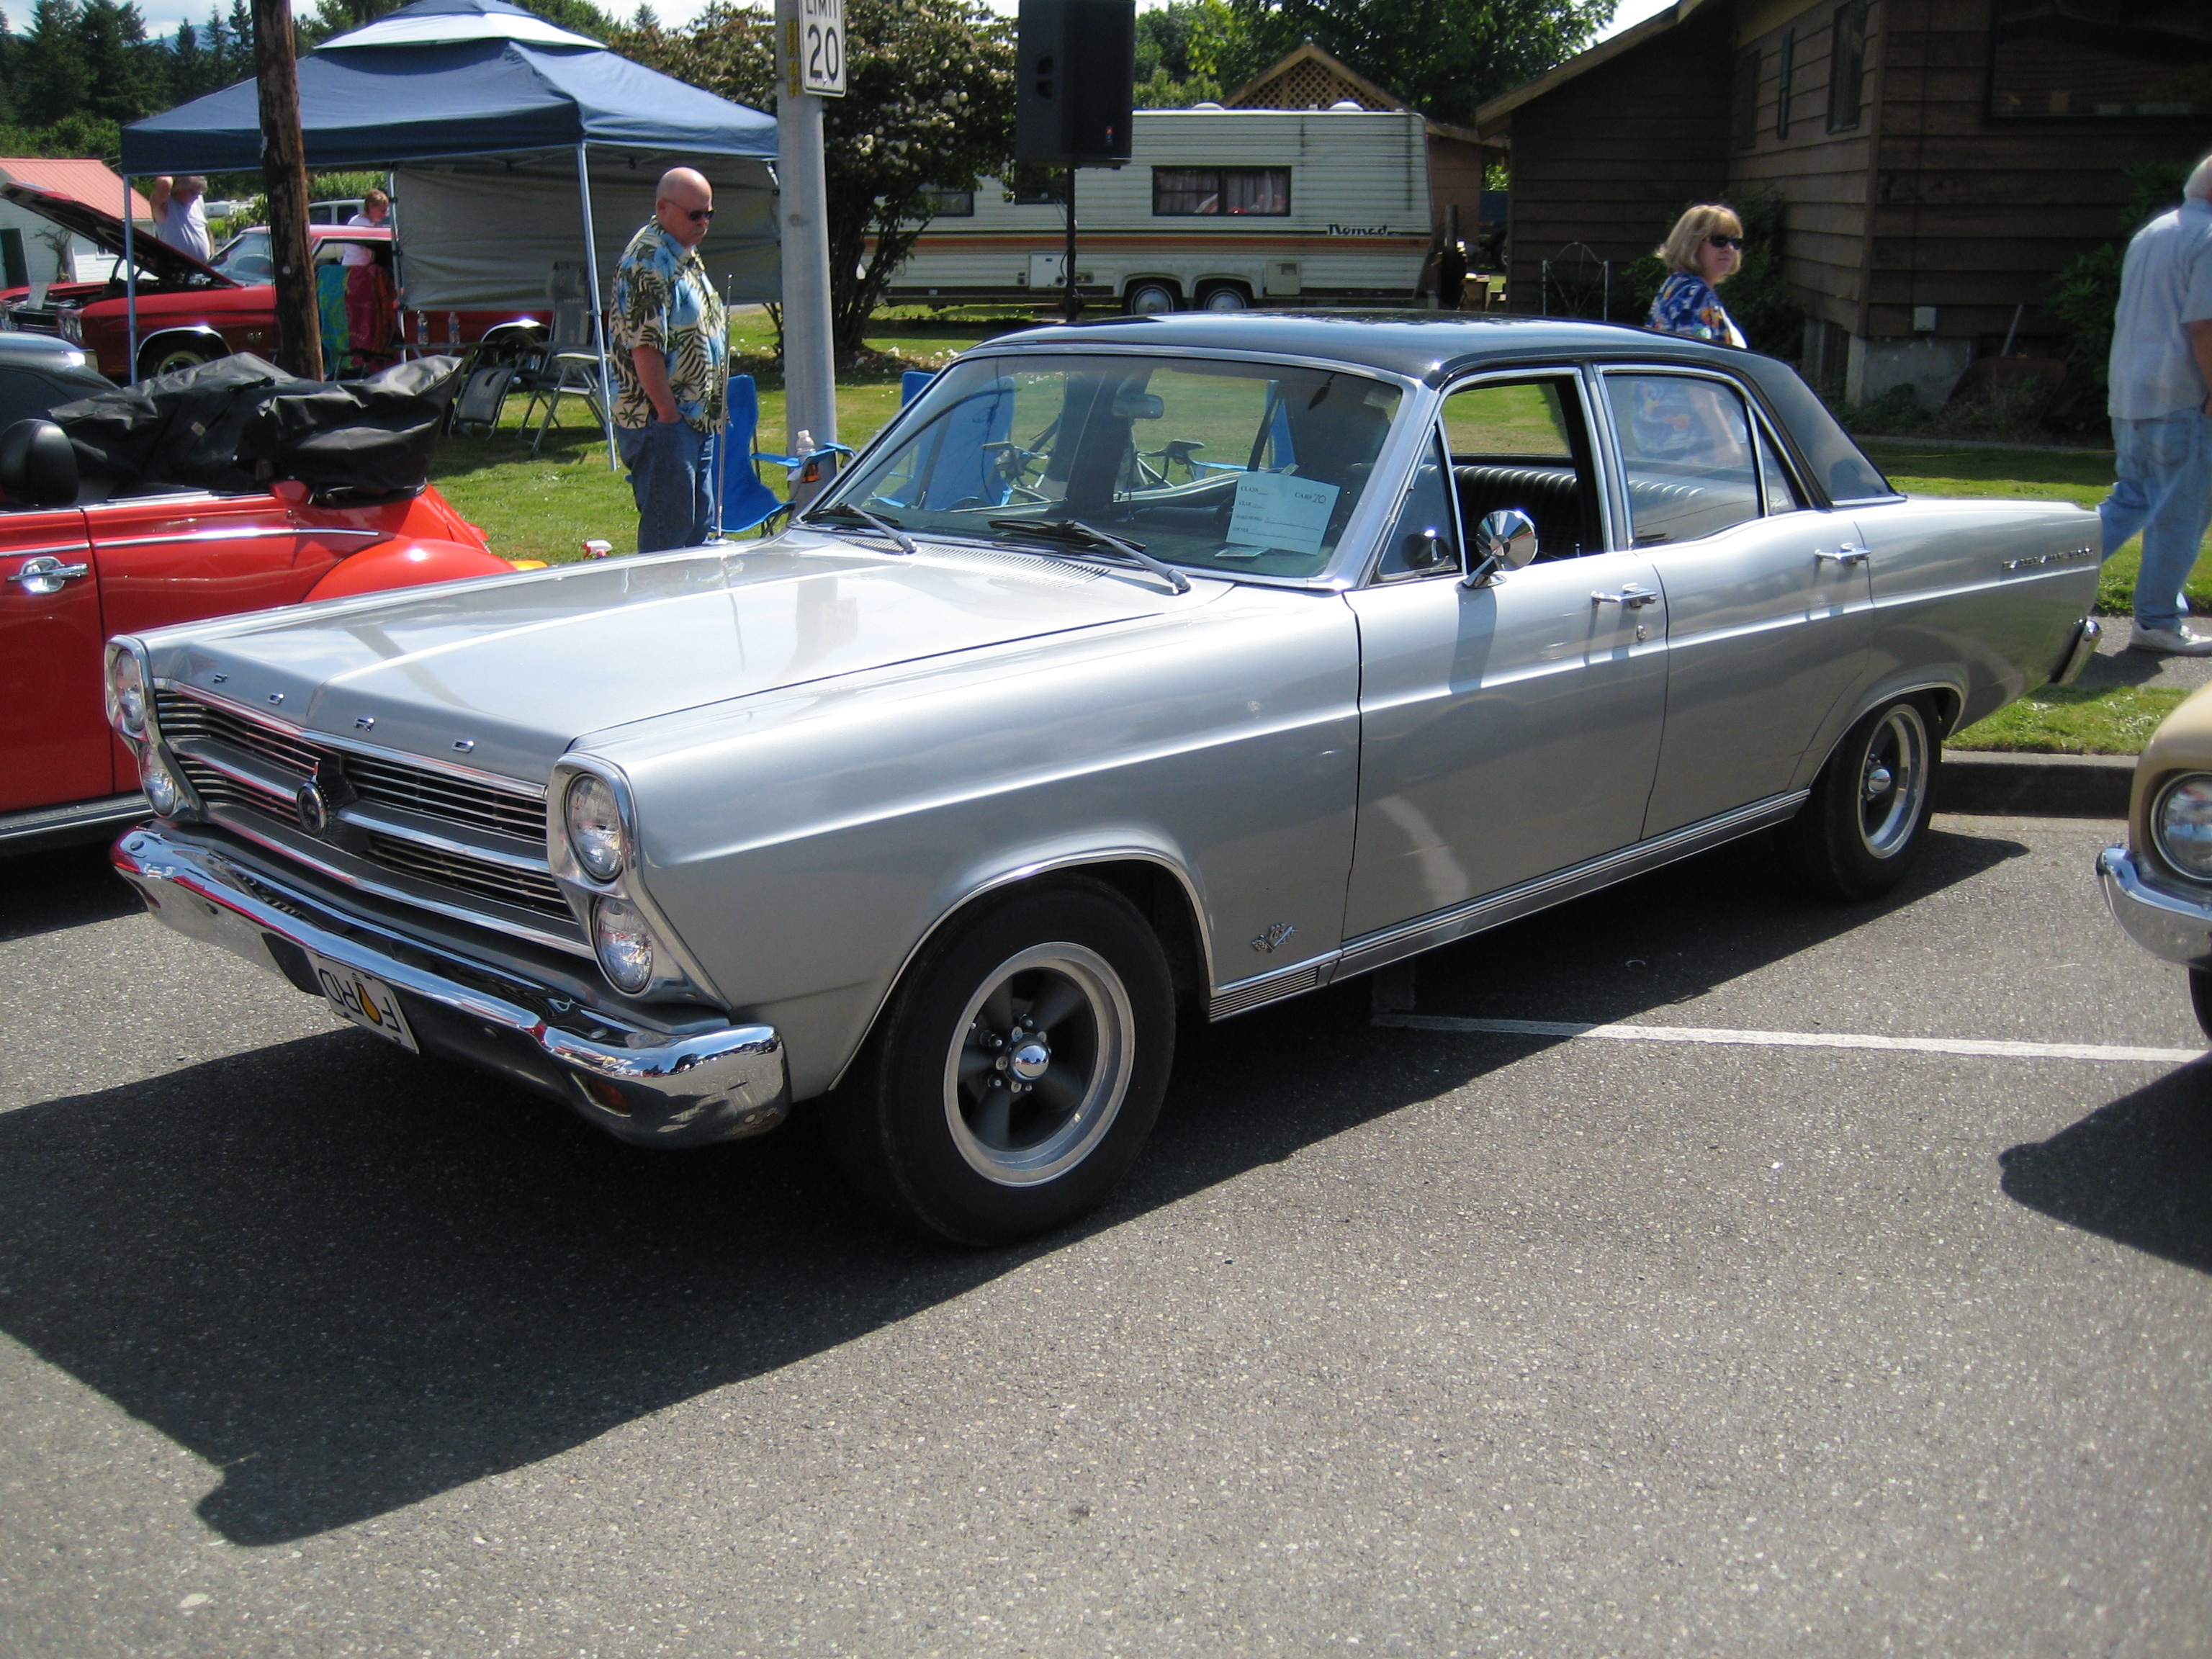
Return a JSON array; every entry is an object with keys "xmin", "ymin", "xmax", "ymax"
[
  {"xmin": 2000, "ymin": 1064, "xmax": 2212, "ymax": 1274},
  {"xmin": 0, "ymin": 843, "xmax": 143, "ymax": 943},
  {"xmin": 0, "ymin": 824, "xmax": 2020, "ymax": 1545}
]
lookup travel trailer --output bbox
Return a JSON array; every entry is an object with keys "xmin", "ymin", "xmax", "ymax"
[{"xmin": 885, "ymin": 107, "xmax": 1434, "ymax": 313}]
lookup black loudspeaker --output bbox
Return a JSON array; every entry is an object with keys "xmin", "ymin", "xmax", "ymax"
[{"xmin": 1015, "ymin": 0, "xmax": 1136, "ymax": 166}]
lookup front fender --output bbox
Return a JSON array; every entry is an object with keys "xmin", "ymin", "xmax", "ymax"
[{"xmin": 305, "ymin": 538, "xmax": 522, "ymax": 600}]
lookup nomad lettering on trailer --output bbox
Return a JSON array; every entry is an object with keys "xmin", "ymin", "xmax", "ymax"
[{"xmin": 1328, "ymin": 224, "xmax": 1390, "ymax": 236}]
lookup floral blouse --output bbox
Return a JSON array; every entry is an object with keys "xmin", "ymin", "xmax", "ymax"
[
  {"xmin": 609, "ymin": 222, "xmax": 728, "ymax": 433},
  {"xmin": 1647, "ymin": 271, "xmax": 1745, "ymax": 349}
]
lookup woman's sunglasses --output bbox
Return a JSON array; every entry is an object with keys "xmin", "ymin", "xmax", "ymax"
[{"xmin": 1707, "ymin": 235, "xmax": 1744, "ymax": 250}]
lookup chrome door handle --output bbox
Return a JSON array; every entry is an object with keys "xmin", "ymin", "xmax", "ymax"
[
  {"xmin": 1591, "ymin": 584, "xmax": 1659, "ymax": 608},
  {"xmin": 1815, "ymin": 544, "xmax": 1869, "ymax": 565},
  {"xmin": 7, "ymin": 556, "xmax": 91, "ymax": 594}
]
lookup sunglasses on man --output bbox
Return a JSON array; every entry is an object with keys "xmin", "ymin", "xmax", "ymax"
[
  {"xmin": 662, "ymin": 203, "xmax": 715, "ymax": 222},
  {"xmin": 1707, "ymin": 235, "xmax": 1744, "ymax": 250}
]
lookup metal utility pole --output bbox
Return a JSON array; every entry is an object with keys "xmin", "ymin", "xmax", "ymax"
[
  {"xmin": 251, "ymin": 0, "xmax": 320, "ymax": 379},
  {"xmin": 776, "ymin": 0, "xmax": 842, "ymax": 507}
]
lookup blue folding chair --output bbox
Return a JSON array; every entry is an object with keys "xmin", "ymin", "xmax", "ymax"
[
  {"xmin": 714, "ymin": 374, "xmax": 855, "ymax": 538},
  {"xmin": 873, "ymin": 377, "xmax": 1017, "ymax": 511}
]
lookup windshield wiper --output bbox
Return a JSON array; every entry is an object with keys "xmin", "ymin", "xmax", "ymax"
[
  {"xmin": 985, "ymin": 518, "xmax": 1191, "ymax": 595},
  {"xmin": 802, "ymin": 501, "xmax": 919, "ymax": 555}
]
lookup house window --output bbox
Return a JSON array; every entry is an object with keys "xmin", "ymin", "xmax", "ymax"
[
  {"xmin": 1776, "ymin": 29, "xmax": 1796, "ymax": 138},
  {"xmin": 1827, "ymin": 0, "xmax": 1868, "ymax": 132},
  {"xmin": 1732, "ymin": 48, "xmax": 1762, "ymax": 149},
  {"xmin": 1151, "ymin": 167, "xmax": 1291, "ymax": 216},
  {"xmin": 918, "ymin": 187, "xmax": 975, "ymax": 217},
  {"xmin": 1990, "ymin": 0, "xmax": 2211, "ymax": 118}
]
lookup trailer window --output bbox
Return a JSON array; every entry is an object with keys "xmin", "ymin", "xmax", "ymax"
[
  {"xmin": 1151, "ymin": 168, "xmax": 1290, "ymax": 217},
  {"xmin": 824, "ymin": 352, "xmax": 1402, "ymax": 580}
]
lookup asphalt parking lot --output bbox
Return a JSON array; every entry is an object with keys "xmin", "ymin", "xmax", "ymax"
[{"xmin": 2, "ymin": 814, "xmax": 2208, "ymax": 1657}]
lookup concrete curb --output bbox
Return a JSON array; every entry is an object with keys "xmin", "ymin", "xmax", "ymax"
[{"xmin": 1937, "ymin": 749, "xmax": 2133, "ymax": 818}]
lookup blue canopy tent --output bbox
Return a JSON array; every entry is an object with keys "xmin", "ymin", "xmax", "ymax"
[{"xmin": 120, "ymin": 0, "xmax": 778, "ymax": 461}]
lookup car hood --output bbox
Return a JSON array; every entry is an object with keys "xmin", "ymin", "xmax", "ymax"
[
  {"xmin": 143, "ymin": 535, "xmax": 1225, "ymax": 783},
  {"xmin": 0, "ymin": 182, "xmax": 230, "ymax": 288}
]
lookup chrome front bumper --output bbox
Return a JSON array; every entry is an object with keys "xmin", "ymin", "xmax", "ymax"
[
  {"xmin": 2053, "ymin": 615, "xmax": 2103, "ymax": 687},
  {"xmin": 113, "ymin": 826, "xmax": 790, "ymax": 1148},
  {"xmin": 2098, "ymin": 844, "xmax": 2212, "ymax": 969}
]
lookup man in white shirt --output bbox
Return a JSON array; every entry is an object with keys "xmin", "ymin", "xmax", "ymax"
[
  {"xmin": 2103, "ymin": 150, "xmax": 2212, "ymax": 655},
  {"xmin": 148, "ymin": 175, "xmax": 212, "ymax": 264}
]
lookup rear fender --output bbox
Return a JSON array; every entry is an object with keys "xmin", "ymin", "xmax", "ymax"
[{"xmin": 305, "ymin": 538, "xmax": 518, "ymax": 600}]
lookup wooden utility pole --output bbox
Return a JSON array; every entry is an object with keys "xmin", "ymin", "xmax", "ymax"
[{"xmin": 252, "ymin": 0, "xmax": 321, "ymax": 379}]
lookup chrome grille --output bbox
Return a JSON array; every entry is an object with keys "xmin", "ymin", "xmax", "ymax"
[
  {"xmin": 156, "ymin": 693, "xmax": 323, "ymax": 774},
  {"xmin": 364, "ymin": 834, "xmax": 570, "ymax": 917},
  {"xmin": 156, "ymin": 688, "xmax": 565, "ymax": 926},
  {"xmin": 343, "ymin": 754, "xmax": 545, "ymax": 840}
]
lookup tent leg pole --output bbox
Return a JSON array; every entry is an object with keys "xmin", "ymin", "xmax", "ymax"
[
  {"xmin": 575, "ymin": 142, "xmax": 618, "ymax": 474},
  {"xmin": 123, "ymin": 174, "xmax": 138, "ymax": 377}
]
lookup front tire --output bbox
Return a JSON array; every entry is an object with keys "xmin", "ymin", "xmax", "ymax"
[
  {"xmin": 1788, "ymin": 695, "xmax": 1940, "ymax": 901},
  {"xmin": 823, "ymin": 881, "xmax": 1176, "ymax": 1245},
  {"xmin": 138, "ymin": 339, "xmax": 219, "ymax": 379},
  {"xmin": 2188, "ymin": 968, "xmax": 2212, "ymax": 1042}
]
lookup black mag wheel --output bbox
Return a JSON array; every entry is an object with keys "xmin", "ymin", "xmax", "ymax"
[
  {"xmin": 822, "ymin": 882, "xmax": 1175, "ymax": 1246},
  {"xmin": 1789, "ymin": 694, "xmax": 1941, "ymax": 902},
  {"xmin": 139, "ymin": 341, "xmax": 217, "ymax": 379}
]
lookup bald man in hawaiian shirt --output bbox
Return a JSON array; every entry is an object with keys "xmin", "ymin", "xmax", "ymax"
[{"xmin": 609, "ymin": 167, "xmax": 728, "ymax": 552}]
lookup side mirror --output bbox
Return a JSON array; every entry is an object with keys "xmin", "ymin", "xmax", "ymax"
[
  {"xmin": 1461, "ymin": 506, "xmax": 1538, "ymax": 588},
  {"xmin": 0, "ymin": 418, "xmax": 79, "ymax": 508}
]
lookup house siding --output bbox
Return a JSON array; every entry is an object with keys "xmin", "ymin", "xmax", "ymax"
[{"xmin": 1504, "ymin": 3, "xmax": 1734, "ymax": 321}]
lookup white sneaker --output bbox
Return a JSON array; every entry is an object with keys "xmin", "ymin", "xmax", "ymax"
[{"xmin": 2129, "ymin": 622, "xmax": 2212, "ymax": 656}]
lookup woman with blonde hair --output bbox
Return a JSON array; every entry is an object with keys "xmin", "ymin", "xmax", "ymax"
[{"xmin": 1646, "ymin": 203, "xmax": 1747, "ymax": 347}]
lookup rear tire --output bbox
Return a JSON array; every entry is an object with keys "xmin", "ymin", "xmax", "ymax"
[
  {"xmin": 822, "ymin": 881, "xmax": 1176, "ymax": 1245},
  {"xmin": 1787, "ymin": 695, "xmax": 1940, "ymax": 901},
  {"xmin": 1199, "ymin": 284, "xmax": 1250, "ymax": 313}
]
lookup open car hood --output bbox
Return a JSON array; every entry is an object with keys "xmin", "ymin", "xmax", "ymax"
[{"xmin": 0, "ymin": 182, "xmax": 232, "ymax": 289}]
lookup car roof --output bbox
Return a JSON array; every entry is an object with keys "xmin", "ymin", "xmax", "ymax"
[
  {"xmin": 984, "ymin": 310, "xmax": 1758, "ymax": 387},
  {"xmin": 0, "ymin": 333, "xmax": 100, "ymax": 374}
]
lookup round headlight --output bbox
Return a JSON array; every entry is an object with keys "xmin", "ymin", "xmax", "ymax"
[
  {"xmin": 565, "ymin": 773, "xmax": 625, "ymax": 881},
  {"xmin": 593, "ymin": 895, "xmax": 657, "ymax": 994},
  {"xmin": 109, "ymin": 652, "xmax": 146, "ymax": 738},
  {"xmin": 2156, "ymin": 773, "xmax": 2212, "ymax": 879},
  {"xmin": 139, "ymin": 749, "xmax": 181, "ymax": 817}
]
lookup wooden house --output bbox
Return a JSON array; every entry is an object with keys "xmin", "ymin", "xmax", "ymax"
[{"xmin": 1476, "ymin": 0, "xmax": 2212, "ymax": 408}]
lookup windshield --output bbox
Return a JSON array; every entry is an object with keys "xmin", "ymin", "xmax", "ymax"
[
  {"xmin": 822, "ymin": 353, "xmax": 1404, "ymax": 579},
  {"xmin": 211, "ymin": 230, "xmax": 274, "ymax": 282}
]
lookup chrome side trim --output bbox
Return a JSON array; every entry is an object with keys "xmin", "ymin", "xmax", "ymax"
[
  {"xmin": 0, "ymin": 539, "xmax": 94, "ymax": 559},
  {"xmin": 1208, "ymin": 959, "xmax": 1325, "ymax": 1021},
  {"xmin": 1336, "ymin": 790, "xmax": 1809, "ymax": 980},
  {"xmin": 114, "ymin": 827, "xmax": 790, "ymax": 1148},
  {"xmin": 95, "ymin": 526, "xmax": 300, "ymax": 549},
  {"xmin": 2098, "ymin": 844, "xmax": 2212, "ymax": 969},
  {"xmin": 0, "ymin": 791, "xmax": 149, "ymax": 853},
  {"xmin": 2053, "ymin": 615, "xmax": 2102, "ymax": 687},
  {"xmin": 822, "ymin": 846, "xmax": 1218, "ymax": 1092}
]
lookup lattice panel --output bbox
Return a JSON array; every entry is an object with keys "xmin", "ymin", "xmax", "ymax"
[{"xmin": 1231, "ymin": 62, "xmax": 1391, "ymax": 111}]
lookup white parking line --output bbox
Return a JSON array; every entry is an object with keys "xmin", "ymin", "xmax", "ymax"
[{"xmin": 1372, "ymin": 1013, "xmax": 2204, "ymax": 1066}]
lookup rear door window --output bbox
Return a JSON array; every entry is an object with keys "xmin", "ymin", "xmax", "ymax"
[
  {"xmin": 1439, "ymin": 374, "xmax": 1604, "ymax": 560},
  {"xmin": 1604, "ymin": 373, "xmax": 1761, "ymax": 546}
]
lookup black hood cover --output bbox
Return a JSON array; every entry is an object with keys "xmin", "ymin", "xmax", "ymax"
[{"xmin": 49, "ymin": 352, "xmax": 466, "ymax": 497}]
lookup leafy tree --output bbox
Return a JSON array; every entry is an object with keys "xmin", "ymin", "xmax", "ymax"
[
  {"xmin": 1133, "ymin": 1, "xmax": 1221, "ymax": 107},
  {"xmin": 1218, "ymin": 0, "xmax": 1615, "ymax": 127},
  {"xmin": 615, "ymin": 0, "xmax": 1017, "ymax": 359},
  {"xmin": 16, "ymin": 0, "xmax": 91, "ymax": 127},
  {"xmin": 77, "ymin": 0, "xmax": 163, "ymax": 124}
]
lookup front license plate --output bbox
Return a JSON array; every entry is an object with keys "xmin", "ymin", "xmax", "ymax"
[{"xmin": 307, "ymin": 951, "xmax": 419, "ymax": 1053}]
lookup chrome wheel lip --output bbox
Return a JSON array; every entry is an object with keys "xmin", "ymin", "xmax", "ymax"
[
  {"xmin": 943, "ymin": 941, "xmax": 1134, "ymax": 1187},
  {"xmin": 1856, "ymin": 703, "xmax": 1930, "ymax": 859}
]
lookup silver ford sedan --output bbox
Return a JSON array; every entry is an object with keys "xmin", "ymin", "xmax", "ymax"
[{"xmin": 108, "ymin": 313, "xmax": 2101, "ymax": 1243}]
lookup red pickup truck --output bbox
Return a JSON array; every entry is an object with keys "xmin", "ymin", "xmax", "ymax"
[{"xmin": 0, "ymin": 183, "xmax": 542, "ymax": 382}]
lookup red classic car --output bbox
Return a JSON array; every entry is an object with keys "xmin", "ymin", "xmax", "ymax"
[
  {"xmin": 0, "ymin": 334, "xmax": 529, "ymax": 853},
  {"xmin": 0, "ymin": 183, "xmax": 542, "ymax": 382}
]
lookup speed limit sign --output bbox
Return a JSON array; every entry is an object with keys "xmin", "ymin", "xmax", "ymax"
[{"xmin": 799, "ymin": 0, "xmax": 845, "ymax": 97}]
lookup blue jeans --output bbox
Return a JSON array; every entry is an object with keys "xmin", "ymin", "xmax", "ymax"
[
  {"xmin": 2101, "ymin": 410, "xmax": 2212, "ymax": 631},
  {"xmin": 616, "ymin": 418, "xmax": 716, "ymax": 553}
]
